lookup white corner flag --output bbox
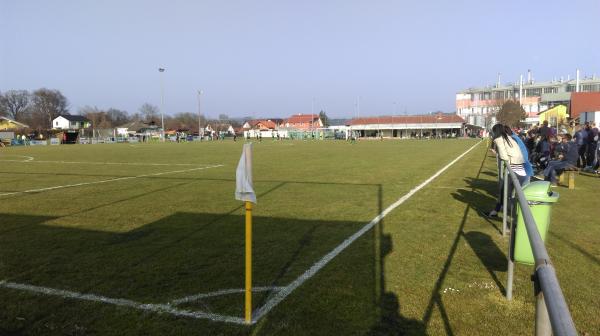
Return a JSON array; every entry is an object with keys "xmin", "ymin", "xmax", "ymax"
[{"xmin": 235, "ymin": 143, "xmax": 256, "ymax": 203}]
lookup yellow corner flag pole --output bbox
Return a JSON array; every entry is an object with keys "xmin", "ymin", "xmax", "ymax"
[
  {"xmin": 236, "ymin": 143, "xmax": 256, "ymax": 324},
  {"xmin": 244, "ymin": 200, "xmax": 253, "ymax": 324}
]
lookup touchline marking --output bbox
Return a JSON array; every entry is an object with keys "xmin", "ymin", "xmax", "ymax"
[
  {"xmin": 0, "ymin": 155, "xmax": 34, "ymax": 162},
  {"xmin": 252, "ymin": 141, "xmax": 482, "ymax": 323},
  {"xmin": 0, "ymin": 165, "xmax": 223, "ymax": 197},
  {"xmin": 171, "ymin": 286, "xmax": 284, "ymax": 305},
  {"xmin": 0, "ymin": 280, "xmax": 247, "ymax": 325},
  {"xmin": 0, "ymin": 159, "xmax": 213, "ymax": 166}
]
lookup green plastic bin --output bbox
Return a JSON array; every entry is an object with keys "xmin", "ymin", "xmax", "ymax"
[{"xmin": 513, "ymin": 181, "xmax": 559, "ymax": 265}]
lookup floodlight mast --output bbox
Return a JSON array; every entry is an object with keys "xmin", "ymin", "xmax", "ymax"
[
  {"xmin": 311, "ymin": 97, "xmax": 315, "ymax": 137},
  {"xmin": 158, "ymin": 67, "xmax": 166, "ymax": 142},
  {"xmin": 198, "ymin": 90, "xmax": 203, "ymax": 138}
]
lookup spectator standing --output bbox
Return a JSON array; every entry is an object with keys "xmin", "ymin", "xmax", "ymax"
[
  {"xmin": 574, "ymin": 125, "xmax": 588, "ymax": 167},
  {"xmin": 585, "ymin": 122, "xmax": 599, "ymax": 171},
  {"xmin": 538, "ymin": 120, "xmax": 550, "ymax": 139},
  {"xmin": 484, "ymin": 124, "xmax": 529, "ymax": 218}
]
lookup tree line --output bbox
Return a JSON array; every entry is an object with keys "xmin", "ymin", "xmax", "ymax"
[
  {"xmin": 0, "ymin": 88, "xmax": 68, "ymax": 130},
  {"xmin": 0, "ymin": 88, "xmax": 240, "ymax": 132}
]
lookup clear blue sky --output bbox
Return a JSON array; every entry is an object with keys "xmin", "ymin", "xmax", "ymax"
[{"xmin": 1, "ymin": 0, "xmax": 599, "ymax": 119}]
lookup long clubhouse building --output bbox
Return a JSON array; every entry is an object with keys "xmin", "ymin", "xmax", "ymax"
[{"xmin": 348, "ymin": 114, "xmax": 466, "ymax": 138}]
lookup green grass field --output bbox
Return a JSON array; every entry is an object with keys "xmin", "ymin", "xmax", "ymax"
[{"xmin": 0, "ymin": 139, "xmax": 598, "ymax": 335}]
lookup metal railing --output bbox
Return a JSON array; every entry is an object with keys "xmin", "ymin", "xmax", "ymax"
[{"xmin": 503, "ymin": 164, "xmax": 577, "ymax": 336}]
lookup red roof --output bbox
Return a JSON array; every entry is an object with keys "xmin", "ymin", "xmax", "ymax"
[
  {"xmin": 245, "ymin": 119, "xmax": 278, "ymax": 129},
  {"xmin": 571, "ymin": 92, "xmax": 600, "ymax": 119},
  {"xmin": 349, "ymin": 114, "xmax": 464, "ymax": 125},
  {"xmin": 286, "ymin": 114, "xmax": 319, "ymax": 124}
]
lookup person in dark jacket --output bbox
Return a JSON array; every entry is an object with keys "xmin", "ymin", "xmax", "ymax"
[
  {"xmin": 538, "ymin": 120, "xmax": 550, "ymax": 139},
  {"xmin": 575, "ymin": 124, "xmax": 589, "ymax": 167},
  {"xmin": 525, "ymin": 131, "xmax": 536, "ymax": 161},
  {"xmin": 540, "ymin": 134, "xmax": 578, "ymax": 185},
  {"xmin": 584, "ymin": 122, "xmax": 599, "ymax": 171}
]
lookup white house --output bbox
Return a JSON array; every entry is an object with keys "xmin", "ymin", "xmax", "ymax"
[{"xmin": 53, "ymin": 115, "xmax": 91, "ymax": 130}]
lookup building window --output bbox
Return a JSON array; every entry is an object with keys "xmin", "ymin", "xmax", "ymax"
[{"xmin": 525, "ymin": 88, "xmax": 542, "ymax": 97}]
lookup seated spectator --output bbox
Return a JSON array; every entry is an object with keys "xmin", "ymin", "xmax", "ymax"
[
  {"xmin": 525, "ymin": 131, "xmax": 536, "ymax": 160},
  {"xmin": 533, "ymin": 135, "xmax": 551, "ymax": 171},
  {"xmin": 538, "ymin": 134, "xmax": 578, "ymax": 186},
  {"xmin": 554, "ymin": 135, "xmax": 569, "ymax": 158}
]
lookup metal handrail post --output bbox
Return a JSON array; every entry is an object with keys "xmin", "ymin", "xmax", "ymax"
[
  {"xmin": 537, "ymin": 265, "xmax": 577, "ymax": 336},
  {"xmin": 506, "ymin": 166, "xmax": 577, "ymax": 336},
  {"xmin": 535, "ymin": 274, "xmax": 552, "ymax": 336},
  {"xmin": 502, "ymin": 165, "xmax": 508, "ymax": 236},
  {"xmin": 506, "ymin": 172, "xmax": 514, "ymax": 300}
]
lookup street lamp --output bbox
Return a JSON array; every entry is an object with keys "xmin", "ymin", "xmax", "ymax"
[{"xmin": 158, "ymin": 67, "xmax": 165, "ymax": 142}]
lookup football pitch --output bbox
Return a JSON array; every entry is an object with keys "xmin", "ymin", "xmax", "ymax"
[{"xmin": 1, "ymin": 139, "xmax": 598, "ymax": 335}]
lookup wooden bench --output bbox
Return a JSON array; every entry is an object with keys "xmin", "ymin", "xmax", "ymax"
[{"xmin": 558, "ymin": 166, "xmax": 578, "ymax": 189}]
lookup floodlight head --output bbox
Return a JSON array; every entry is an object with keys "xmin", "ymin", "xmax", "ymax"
[{"xmin": 158, "ymin": 68, "xmax": 165, "ymax": 72}]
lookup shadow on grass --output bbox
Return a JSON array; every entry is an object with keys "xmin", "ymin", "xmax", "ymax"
[
  {"xmin": 463, "ymin": 232, "xmax": 507, "ymax": 294},
  {"xmin": 367, "ymin": 185, "xmax": 426, "ymax": 335},
  {"xmin": 0, "ymin": 212, "xmax": 365, "ymax": 330},
  {"xmin": 452, "ymin": 187, "xmax": 501, "ymax": 235},
  {"xmin": 421, "ymin": 147, "xmax": 503, "ymax": 335},
  {"xmin": 0, "ymin": 181, "xmax": 425, "ymax": 335}
]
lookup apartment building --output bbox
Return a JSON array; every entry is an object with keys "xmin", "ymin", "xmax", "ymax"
[{"xmin": 456, "ymin": 70, "xmax": 600, "ymax": 127}]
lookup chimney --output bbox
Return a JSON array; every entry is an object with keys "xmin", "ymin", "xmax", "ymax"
[
  {"xmin": 497, "ymin": 72, "xmax": 501, "ymax": 88},
  {"xmin": 527, "ymin": 69, "xmax": 532, "ymax": 84},
  {"xmin": 576, "ymin": 69, "xmax": 580, "ymax": 92},
  {"xmin": 519, "ymin": 75, "xmax": 523, "ymax": 105}
]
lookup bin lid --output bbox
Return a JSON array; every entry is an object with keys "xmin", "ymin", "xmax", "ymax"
[{"xmin": 522, "ymin": 181, "xmax": 559, "ymax": 202}]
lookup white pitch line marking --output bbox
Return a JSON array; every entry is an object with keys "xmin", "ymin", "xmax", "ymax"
[
  {"xmin": 252, "ymin": 141, "xmax": 482, "ymax": 323},
  {"xmin": 0, "ymin": 155, "xmax": 34, "ymax": 162},
  {"xmin": 0, "ymin": 165, "xmax": 223, "ymax": 197},
  {"xmin": 171, "ymin": 286, "xmax": 284, "ymax": 305},
  {"xmin": 0, "ymin": 141, "xmax": 481, "ymax": 325},
  {"xmin": 0, "ymin": 280, "xmax": 246, "ymax": 325},
  {"xmin": 0, "ymin": 159, "xmax": 215, "ymax": 166}
]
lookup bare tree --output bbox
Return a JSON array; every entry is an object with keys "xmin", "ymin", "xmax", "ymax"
[
  {"xmin": 319, "ymin": 110, "xmax": 330, "ymax": 127},
  {"xmin": 79, "ymin": 105, "xmax": 112, "ymax": 129},
  {"xmin": 0, "ymin": 90, "xmax": 31, "ymax": 121},
  {"xmin": 31, "ymin": 88, "xmax": 69, "ymax": 129},
  {"xmin": 0, "ymin": 92, "xmax": 5, "ymax": 117},
  {"xmin": 106, "ymin": 108, "xmax": 130, "ymax": 126},
  {"xmin": 496, "ymin": 100, "xmax": 527, "ymax": 127},
  {"xmin": 139, "ymin": 103, "xmax": 159, "ymax": 123},
  {"xmin": 173, "ymin": 112, "xmax": 203, "ymax": 130},
  {"xmin": 162, "ymin": 112, "xmax": 208, "ymax": 133}
]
